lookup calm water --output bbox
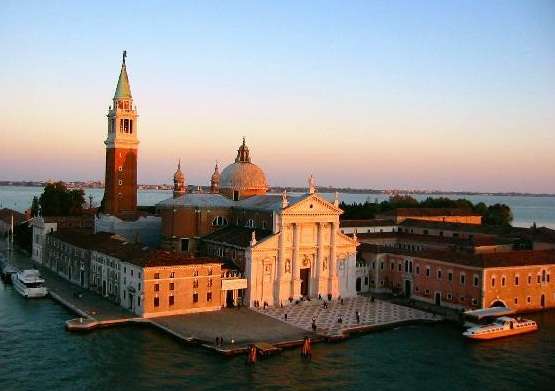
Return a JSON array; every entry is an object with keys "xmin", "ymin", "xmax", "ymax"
[
  {"xmin": 1, "ymin": 186, "xmax": 555, "ymax": 229},
  {"xmin": 1, "ymin": 252, "xmax": 554, "ymax": 391}
]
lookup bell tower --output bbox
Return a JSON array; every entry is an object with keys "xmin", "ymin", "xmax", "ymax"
[{"xmin": 102, "ymin": 51, "xmax": 139, "ymax": 219}]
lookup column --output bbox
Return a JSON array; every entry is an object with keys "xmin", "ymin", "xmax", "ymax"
[
  {"xmin": 328, "ymin": 221, "xmax": 338, "ymax": 297},
  {"xmin": 291, "ymin": 222, "xmax": 301, "ymax": 298},
  {"xmin": 315, "ymin": 222, "xmax": 324, "ymax": 296},
  {"xmin": 274, "ymin": 219, "xmax": 286, "ymax": 304}
]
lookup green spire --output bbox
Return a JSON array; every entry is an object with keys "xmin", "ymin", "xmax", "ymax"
[{"xmin": 114, "ymin": 51, "xmax": 132, "ymax": 99}]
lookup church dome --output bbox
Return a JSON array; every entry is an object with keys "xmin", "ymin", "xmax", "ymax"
[
  {"xmin": 220, "ymin": 138, "xmax": 268, "ymax": 197},
  {"xmin": 220, "ymin": 162, "xmax": 267, "ymax": 190}
]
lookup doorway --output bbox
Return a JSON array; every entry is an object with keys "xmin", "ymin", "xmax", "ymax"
[
  {"xmin": 129, "ymin": 293, "xmax": 134, "ymax": 310},
  {"xmin": 541, "ymin": 294, "xmax": 545, "ymax": 307},
  {"xmin": 226, "ymin": 290, "xmax": 234, "ymax": 307},
  {"xmin": 404, "ymin": 280, "xmax": 411, "ymax": 297},
  {"xmin": 300, "ymin": 268, "xmax": 310, "ymax": 297},
  {"xmin": 435, "ymin": 292, "xmax": 441, "ymax": 306},
  {"xmin": 356, "ymin": 278, "xmax": 362, "ymax": 292},
  {"xmin": 102, "ymin": 281, "xmax": 107, "ymax": 296}
]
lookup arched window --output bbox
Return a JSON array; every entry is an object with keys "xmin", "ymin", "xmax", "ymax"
[{"xmin": 246, "ymin": 219, "xmax": 255, "ymax": 228}]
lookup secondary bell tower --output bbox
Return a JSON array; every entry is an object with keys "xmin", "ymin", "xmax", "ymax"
[{"xmin": 102, "ymin": 51, "xmax": 139, "ymax": 219}]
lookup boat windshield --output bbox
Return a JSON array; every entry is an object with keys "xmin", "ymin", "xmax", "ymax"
[{"xmin": 24, "ymin": 282, "xmax": 45, "ymax": 288}]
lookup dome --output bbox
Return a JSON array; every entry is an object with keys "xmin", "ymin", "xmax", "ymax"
[
  {"xmin": 220, "ymin": 161, "xmax": 267, "ymax": 191},
  {"xmin": 173, "ymin": 160, "xmax": 184, "ymax": 182}
]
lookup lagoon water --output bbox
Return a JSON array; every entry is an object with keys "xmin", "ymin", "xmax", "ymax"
[
  {"xmin": 1, "ymin": 186, "xmax": 555, "ymax": 229},
  {"xmin": 0, "ymin": 261, "xmax": 553, "ymax": 391}
]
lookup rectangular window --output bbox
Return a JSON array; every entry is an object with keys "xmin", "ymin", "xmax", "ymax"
[
  {"xmin": 448, "ymin": 272, "xmax": 453, "ymax": 281},
  {"xmin": 154, "ymin": 284, "xmax": 159, "ymax": 292},
  {"xmin": 426, "ymin": 267, "xmax": 430, "ymax": 277},
  {"xmin": 154, "ymin": 297, "xmax": 159, "ymax": 307},
  {"xmin": 207, "ymin": 292, "xmax": 212, "ymax": 302},
  {"xmin": 181, "ymin": 239, "xmax": 189, "ymax": 252},
  {"xmin": 193, "ymin": 293, "xmax": 199, "ymax": 303},
  {"xmin": 154, "ymin": 273, "xmax": 160, "ymax": 279},
  {"xmin": 460, "ymin": 274, "xmax": 465, "ymax": 285},
  {"xmin": 169, "ymin": 295, "xmax": 174, "ymax": 306},
  {"xmin": 390, "ymin": 263, "xmax": 394, "ymax": 271},
  {"xmin": 416, "ymin": 265, "xmax": 420, "ymax": 275},
  {"xmin": 380, "ymin": 262, "xmax": 384, "ymax": 270},
  {"xmin": 398, "ymin": 263, "xmax": 402, "ymax": 272},
  {"xmin": 437, "ymin": 270, "xmax": 442, "ymax": 280},
  {"xmin": 169, "ymin": 282, "xmax": 174, "ymax": 290}
]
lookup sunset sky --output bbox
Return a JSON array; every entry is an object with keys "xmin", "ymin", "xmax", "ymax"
[{"xmin": 1, "ymin": 1, "xmax": 554, "ymax": 193}]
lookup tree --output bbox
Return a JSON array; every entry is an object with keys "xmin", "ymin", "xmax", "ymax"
[
  {"xmin": 38, "ymin": 182, "xmax": 85, "ymax": 216},
  {"xmin": 484, "ymin": 203, "xmax": 513, "ymax": 226},
  {"xmin": 30, "ymin": 196, "xmax": 40, "ymax": 217}
]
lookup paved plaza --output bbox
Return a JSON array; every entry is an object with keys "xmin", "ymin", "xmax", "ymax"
[
  {"xmin": 254, "ymin": 296, "xmax": 437, "ymax": 337},
  {"xmin": 152, "ymin": 307, "xmax": 311, "ymax": 349}
]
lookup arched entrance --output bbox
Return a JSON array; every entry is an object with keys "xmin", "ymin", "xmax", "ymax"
[
  {"xmin": 404, "ymin": 280, "xmax": 411, "ymax": 297},
  {"xmin": 356, "ymin": 278, "xmax": 362, "ymax": 292},
  {"xmin": 434, "ymin": 292, "xmax": 441, "ymax": 306},
  {"xmin": 300, "ymin": 268, "xmax": 310, "ymax": 297},
  {"xmin": 490, "ymin": 300, "xmax": 507, "ymax": 308}
]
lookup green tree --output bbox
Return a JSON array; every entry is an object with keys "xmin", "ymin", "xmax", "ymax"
[
  {"xmin": 30, "ymin": 196, "xmax": 40, "ymax": 217},
  {"xmin": 38, "ymin": 182, "xmax": 85, "ymax": 216},
  {"xmin": 484, "ymin": 203, "xmax": 513, "ymax": 226}
]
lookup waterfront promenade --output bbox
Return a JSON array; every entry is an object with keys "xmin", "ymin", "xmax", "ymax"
[{"xmin": 2, "ymin": 242, "xmax": 438, "ymax": 355}]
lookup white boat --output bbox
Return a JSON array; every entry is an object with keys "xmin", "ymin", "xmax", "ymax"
[
  {"xmin": 11, "ymin": 269, "xmax": 48, "ymax": 298},
  {"xmin": 463, "ymin": 316, "xmax": 538, "ymax": 340}
]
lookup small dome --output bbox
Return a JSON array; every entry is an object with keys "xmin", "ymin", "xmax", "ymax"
[
  {"xmin": 220, "ymin": 161, "xmax": 267, "ymax": 191},
  {"xmin": 174, "ymin": 160, "xmax": 185, "ymax": 181},
  {"xmin": 211, "ymin": 163, "xmax": 221, "ymax": 182}
]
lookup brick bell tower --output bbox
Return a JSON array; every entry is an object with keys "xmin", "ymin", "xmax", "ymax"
[{"xmin": 102, "ymin": 51, "xmax": 139, "ymax": 219}]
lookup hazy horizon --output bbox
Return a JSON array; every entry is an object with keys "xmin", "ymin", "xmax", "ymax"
[{"xmin": 1, "ymin": 1, "xmax": 554, "ymax": 193}]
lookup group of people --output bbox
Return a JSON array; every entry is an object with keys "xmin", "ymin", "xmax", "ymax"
[{"xmin": 215, "ymin": 336, "xmax": 225, "ymax": 347}]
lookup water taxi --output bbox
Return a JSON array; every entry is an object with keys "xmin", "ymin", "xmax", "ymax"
[
  {"xmin": 11, "ymin": 269, "xmax": 48, "ymax": 298},
  {"xmin": 463, "ymin": 316, "xmax": 538, "ymax": 340}
]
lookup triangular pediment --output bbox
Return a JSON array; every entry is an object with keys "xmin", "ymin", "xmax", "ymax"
[{"xmin": 282, "ymin": 193, "xmax": 342, "ymax": 216}]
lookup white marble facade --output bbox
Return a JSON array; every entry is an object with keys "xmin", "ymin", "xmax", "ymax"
[{"xmin": 245, "ymin": 193, "xmax": 358, "ymax": 306}]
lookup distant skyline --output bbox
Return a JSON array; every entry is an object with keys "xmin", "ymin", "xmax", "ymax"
[{"xmin": 1, "ymin": 1, "xmax": 554, "ymax": 193}]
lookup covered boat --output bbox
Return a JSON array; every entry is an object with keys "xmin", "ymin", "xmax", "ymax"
[
  {"xmin": 11, "ymin": 269, "xmax": 48, "ymax": 298},
  {"xmin": 463, "ymin": 316, "xmax": 538, "ymax": 340}
]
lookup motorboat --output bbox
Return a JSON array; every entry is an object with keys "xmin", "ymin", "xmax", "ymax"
[
  {"xmin": 463, "ymin": 306, "xmax": 516, "ymax": 328},
  {"xmin": 11, "ymin": 269, "xmax": 48, "ymax": 298},
  {"xmin": 463, "ymin": 316, "xmax": 538, "ymax": 340}
]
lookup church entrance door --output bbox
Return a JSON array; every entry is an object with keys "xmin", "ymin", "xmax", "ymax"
[{"xmin": 300, "ymin": 268, "xmax": 310, "ymax": 297}]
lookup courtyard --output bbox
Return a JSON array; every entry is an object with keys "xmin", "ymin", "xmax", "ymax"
[{"xmin": 254, "ymin": 296, "xmax": 438, "ymax": 337}]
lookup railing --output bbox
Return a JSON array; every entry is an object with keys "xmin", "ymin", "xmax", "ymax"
[{"xmin": 221, "ymin": 270, "xmax": 244, "ymax": 279}]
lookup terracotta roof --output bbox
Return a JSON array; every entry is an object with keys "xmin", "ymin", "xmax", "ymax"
[
  {"xmin": 0, "ymin": 208, "xmax": 27, "ymax": 225},
  {"xmin": 49, "ymin": 230, "xmax": 220, "ymax": 268},
  {"xmin": 340, "ymin": 219, "xmax": 395, "ymax": 228},
  {"xmin": 378, "ymin": 208, "xmax": 480, "ymax": 217},
  {"xmin": 358, "ymin": 243, "xmax": 555, "ymax": 268},
  {"xmin": 357, "ymin": 232, "xmax": 509, "ymax": 247},
  {"xmin": 202, "ymin": 225, "xmax": 273, "ymax": 248}
]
